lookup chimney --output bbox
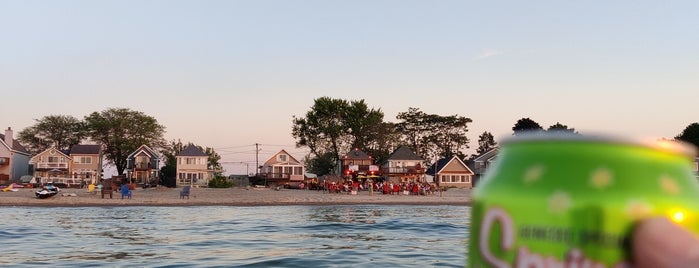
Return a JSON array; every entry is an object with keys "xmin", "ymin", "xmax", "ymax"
[{"xmin": 4, "ymin": 127, "xmax": 12, "ymax": 149}]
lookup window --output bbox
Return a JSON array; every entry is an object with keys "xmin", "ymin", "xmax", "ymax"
[
  {"xmin": 279, "ymin": 154, "xmax": 287, "ymax": 162},
  {"xmin": 294, "ymin": 167, "xmax": 303, "ymax": 175},
  {"xmin": 451, "ymin": 175, "xmax": 456, "ymax": 182},
  {"xmin": 75, "ymin": 156, "xmax": 92, "ymax": 164}
]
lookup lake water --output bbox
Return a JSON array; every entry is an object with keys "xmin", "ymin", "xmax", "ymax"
[{"xmin": 0, "ymin": 205, "xmax": 470, "ymax": 267}]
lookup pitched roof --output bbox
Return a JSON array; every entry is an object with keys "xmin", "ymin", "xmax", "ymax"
[
  {"xmin": 473, "ymin": 147, "xmax": 499, "ymax": 162},
  {"xmin": 425, "ymin": 156, "xmax": 473, "ymax": 176},
  {"xmin": 425, "ymin": 157, "xmax": 452, "ymax": 175},
  {"xmin": 0, "ymin": 133, "xmax": 30, "ymax": 155},
  {"xmin": 69, "ymin": 144, "xmax": 101, "ymax": 155},
  {"xmin": 264, "ymin": 149, "xmax": 302, "ymax": 165},
  {"xmin": 342, "ymin": 148, "xmax": 371, "ymax": 160},
  {"xmin": 178, "ymin": 144, "xmax": 208, "ymax": 157},
  {"xmin": 386, "ymin": 146, "xmax": 423, "ymax": 161},
  {"xmin": 31, "ymin": 147, "xmax": 71, "ymax": 161},
  {"xmin": 127, "ymin": 144, "xmax": 160, "ymax": 159}
]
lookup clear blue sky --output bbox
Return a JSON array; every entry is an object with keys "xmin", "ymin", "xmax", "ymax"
[{"xmin": 2, "ymin": 1, "xmax": 698, "ymax": 175}]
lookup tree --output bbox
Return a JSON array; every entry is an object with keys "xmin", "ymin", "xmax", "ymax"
[
  {"xmin": 208, "ymin": 175, "xmax": 233, "ymax": 188},
  {"xmin": 17, "ymin": 115, "xmax": 86, "ymax": 155},
  {"xmin": 396, "ymin": 107, "xmax": 431, "ymax": 158},
  {"xmin": 292, "ymin": 97, "xmax": 385, "ymax": 171},
  {"xmin": 364, "ymin": 122, "xmax": 401, "ymax": 165},
  {"xmin": 396, "ymin": 107, "xmax": 472, "ymax": 161},
  {"xmin": 512, "ymin": 118, "xmax": 543, "ymax": 135},
  {"xmin": 676, "ymin": 123, "xmax": 699, "ymax": 149},
  {"xmin": 304, "ymin": 152, "xmax": 336, "ymax": 176},
  {"xmin": 547, "ymin": 122, "xmax": 577, "ymax": 134},
  {"xmin": 204, "ymin": 146, "xmax": 223, "ymax": 176},
  {"xmin": 475, "ymin": 131, "xmax": 497, "ymax": 155},
  {"xmin": 84, "ymin": 108, "xmax": 166, "ymax": 176},
  {"xmin": 159, "ymin": 140, "xmax": 184, "ymax": 187}
]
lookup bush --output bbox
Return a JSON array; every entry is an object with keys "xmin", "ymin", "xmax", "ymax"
[{"xmin": 208, "ymin": 175, "xmax": 233, "ymax": 188}]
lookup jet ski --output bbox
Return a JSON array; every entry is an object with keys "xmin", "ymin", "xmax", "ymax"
[{"xmin": 35, "ymin": 183, "xmax": 60, "ymax": 199}]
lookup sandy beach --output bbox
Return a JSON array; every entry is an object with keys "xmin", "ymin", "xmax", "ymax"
[{"xmin": 0, "ymin": 186, "xmax": 472, "ymax": 207}]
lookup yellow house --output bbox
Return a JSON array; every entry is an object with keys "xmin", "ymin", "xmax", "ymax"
[
  {"xmin": 176, "ymin": 144, "xmax": 212, "ymax": 187},
  {"xmin": 30, "ymin": 144, "xmax": 103, "ymax": 185},
  {"xmin": 30, "ymin": 147, "xmax": 71, "ymax": 184},
  {"xmin": 260, "ymin": 149, "xmax": 305, "ymax": 186},
  {"xmin": 426, "ymin": 155, "xmax": 474, "ymax": 189}
]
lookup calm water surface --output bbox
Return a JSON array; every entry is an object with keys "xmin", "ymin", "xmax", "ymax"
[{"xmin": 0, "ymin": 205, "xmax": 470, "ymax": 267}]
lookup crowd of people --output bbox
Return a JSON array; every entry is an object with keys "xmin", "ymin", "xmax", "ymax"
[{"xmin": 304, "ymin": 180, "xmax": 439, "ymax": 196}]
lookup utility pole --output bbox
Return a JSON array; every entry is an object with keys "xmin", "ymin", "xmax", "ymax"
[{"xmin": 255, "ymin": 143, "xmax": 259, "ymax": 176}]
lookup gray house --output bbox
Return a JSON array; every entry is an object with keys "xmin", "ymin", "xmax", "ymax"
[
  {"xmin": 125, "ymin": 144, "xmax": 161, "ymax": 185},
  {"xmin": 470, "ymin": 147, "xmax": 499, "ymax": 187},
  {"xmin": 0, "ymin": 127, "xmax": 30, "ymax": 182}
]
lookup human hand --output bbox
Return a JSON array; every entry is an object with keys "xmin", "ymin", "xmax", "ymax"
[{"xmin": 633, "ymin": 217, "xmax": 699, "ymax": 268}]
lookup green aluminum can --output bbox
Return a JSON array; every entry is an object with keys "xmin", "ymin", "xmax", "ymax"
[{"xmin": 469, "ymin": 134, "xmax": 699, "ymax": 268}]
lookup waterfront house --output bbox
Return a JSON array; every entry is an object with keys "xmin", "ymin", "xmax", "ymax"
[
  {"xmin": 176, "ymin": 144, "xmax": 212, "ymax": 187},
  {"xmin": 0, "ymin": 127, "xmax": 30, "ymax": 183},
  {"xmin": 68, "ymin": 144, "xmax": 103, "ymax": 184},
  {"xmin": 340, "ymin": 148, "xmax": 380, "ymax": 180},
  {"xmin": 426, "ymin": 155, "xmax": 474, "ymax": 189},
  {"xmin": 381, "ymin": 145, "xmax": 425, "ymax": 183},
  {"xmin": 30, "ymin": 147, "xmax": 71, "ymax": 183},
  {"xmin": 125, "ymin": 144, "xmax": 160, "ymax": 186},
  {"xmin": 470, "ymin": 147, "xmax": 499, "ymax": 187},
  {"xmin": 259, "ymin": 149, "xmax": 305, "ymax": 186}
]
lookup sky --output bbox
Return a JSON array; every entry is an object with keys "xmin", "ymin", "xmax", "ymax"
[{"xmin": 2, "ymin": 1, "xmax": 698, "ymax": 176}]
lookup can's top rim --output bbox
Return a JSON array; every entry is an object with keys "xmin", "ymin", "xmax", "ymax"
[{"xmin": 501, "ymin": 131, "xmax": 698, "ymax": 158}]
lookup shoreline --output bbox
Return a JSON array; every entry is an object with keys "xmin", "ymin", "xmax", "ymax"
[{"xmin": 0, "ymin": 186, "xmax": 472, "ymax": 207}]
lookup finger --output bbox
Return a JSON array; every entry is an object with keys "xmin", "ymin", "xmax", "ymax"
[{"xmin": 633, "ymin": 217, "xmax": 699, "ymax": 268}]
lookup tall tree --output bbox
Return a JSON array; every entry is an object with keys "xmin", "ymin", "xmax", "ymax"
[
  {"xmin": 364, "ymin": 122, "xmax": 400, "ymax": 165},
  {"xmin": 547, "ymin": 122, "xmax": 577, "ymax": 133},
  {"xmin": 292, "ymin": 97, "xmax": 349, "ymax": 162},
  {"xmin": 84, "ymin": 108, "xmax": 166, "ymax": 176},
  {"xmin": 292, "ymin": 97, "xmax": 385, "ymax": 170},
  {"xmin": 345, "ymin": 99, "xmax": 385, "ymax": 150},
  {"xmin": 476, "ymin": 131, "xmax": 497, "ymax": 155},
  {"xmin": 304, "ymin": 152, "xmax": 336, "ymax": 176},
  {"xmin": 17, "ymin": 115, "xmax": 86, "ymax": 154},
  {"xmin": 204, "ymin": 146, "xmax": 223, "ymax": 176},
  {"xmin": 676, "ymin": 122, "xmax": 699, "ymax": 149},
  {"xmin": 427, "ymin": 113, "xmax": 472, "ymax": 159},
  {"xmin": 396, "ymin": 108, "xmax": 472, "ymax": 161},
  {"xmin": 512, "ymin": 117, "xmax": 543, "ymax": 135},
  {"xmin": 396, "ymin": 107, "xmax": 430, "ymax": 156},
  {"xmin": 159, "ymin": 139, "xmax": 184, "ymax": 187}
]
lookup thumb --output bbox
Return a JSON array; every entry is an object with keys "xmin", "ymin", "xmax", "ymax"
[{"xmin": 633, "ymin": 217, "xmax": 699, "ymax": 268}]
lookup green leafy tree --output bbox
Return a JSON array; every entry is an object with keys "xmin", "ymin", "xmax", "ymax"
[
  {"xmin": 396, "ymin": 107, "xmax": 431, "ymax": 157},
  {"xmin": 204, "ymin": 146, "xmax": 223, "ymax": 176},
  {"xmin": 364, "ymin": 122, "xmax": 401, "ymax": 165},
  {"xmin": 396, "ymin": 108, "xmax": 472, "ymax": 161},
  {"xmin": 304, "ymin": 152, "xmax": 336, "ymax": 176},
  {"xmin": 476, "ymin": 131, "xmax": 497, "ymax": 155},
  {"xmin": 292, "ymin": 97, "xmax": 385, "ymax": 171},
  {"xmin": 17, "ymin": 115, "xmax": 86, "ymax": 154},
  {"xmin": 676, "ymin": 123, "xmax": 699, "ymax": 149},
  {"xmin": 512, "ymin": 117, "xmax": 543, "ymax": 135},
  {"xmin": 208, "ymin": 175, "xmax": 233, "ymax": 188},
  {"xmin": 160, "ymin": 140, "xmax": 184, "ymax": 187},
  {"xmin": 547, "ymin": 122, "xmax": 577, "ymax": 134},
  {"xmin": 84, "ymin": 108, "xmax": 166, "ymax": 176}
]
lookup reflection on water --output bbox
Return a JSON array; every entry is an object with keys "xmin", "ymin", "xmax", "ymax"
[{"xmin": 0, "ymin": 205, "xmax": 468, "ymax": 267}]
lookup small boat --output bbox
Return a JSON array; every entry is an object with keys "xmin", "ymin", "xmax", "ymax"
[{"xmin": 35, "ymin": 183, "xmax": 60, "ymax": 199}]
